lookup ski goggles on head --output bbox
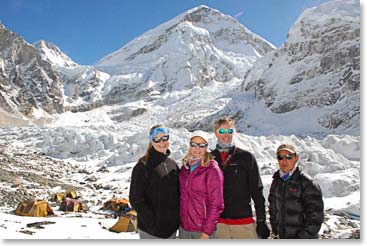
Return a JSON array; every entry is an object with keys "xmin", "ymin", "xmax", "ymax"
[
  {"xmin": 277, "ymin": 154, "xmax": 295, "ymax": 160},
  {"xmin": 152, "ymin": 135, "xmax": 169, "ymax": 143},
  {"xmin": 190, "ymin": 142, "xmax": 208, "ymax": 148},
  {"xmin": 216, "ymin": 128, "xmax": 234, "ymax": 134}
]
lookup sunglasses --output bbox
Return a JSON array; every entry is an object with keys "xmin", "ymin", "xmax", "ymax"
[
  {"xmin": 277, "ymin": 154, "xmax": 295, "ymax": 160},
  {"xmin": 152, "ymin": 135, "xmax": 169, "ymax": 143},
  {"xmin": 190, "ymin": 142, "xmax": 208, "ymax": 148},
  {"xmin": 216, "ymin": 128, "xmax": 234, "ymax": 134}
]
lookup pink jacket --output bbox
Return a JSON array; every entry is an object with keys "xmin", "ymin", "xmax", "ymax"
[{"xmin": 179, "ymin": 160, "xmax": 224, "ymax": 235}]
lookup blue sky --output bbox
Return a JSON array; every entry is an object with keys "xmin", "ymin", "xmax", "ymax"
[{"xmin": 0, "ymin": 0, "xmax": 331, "ymax": 65}]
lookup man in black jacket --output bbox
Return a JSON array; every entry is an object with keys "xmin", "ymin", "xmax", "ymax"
[
  {"xmin": 211, "ymin": 117, "xmax": 270, "ymax": 239},
  {"xmin": 268, "ymin": 144, "xmax": 324, "ymax": 239}
]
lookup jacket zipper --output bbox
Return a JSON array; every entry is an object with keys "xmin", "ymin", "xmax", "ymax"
[
  {"xmin": 185, "ymin": 170, "xmax": 191, "ymax": 227},
  {"xmin": 202, "ymin": 200, "xmax": 207, "ymax": 219},
  {"xmin": 280, "ymin": 181, "xmax": 286, "ymax": 236},
  {"xmin": 163, "ymin": 162, "xmax": 169, "ymax": 174}
]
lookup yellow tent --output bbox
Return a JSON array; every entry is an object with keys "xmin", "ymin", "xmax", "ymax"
[
  {"xmin": 103, "ymin": 198, "xmax": 129, "ymax": 213},
  {"xmin": 16, "ymin": 199, "xmax": 55, "ymax": 217},
  {"xmin": 65, "ymin": 190, "xmax": 78, "ymax": 199},
  {"xmin": 51, "ymin": 192, "xmax": 65, "ymax": 203},
  {"xmin": 110, "ymin": 210, "xmax": 137, "ymax": 233}
]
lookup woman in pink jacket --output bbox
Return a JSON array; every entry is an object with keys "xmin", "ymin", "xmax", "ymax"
[{"xmin": 179, "ymin": 131, "xmax": 224, "ymax": 239}]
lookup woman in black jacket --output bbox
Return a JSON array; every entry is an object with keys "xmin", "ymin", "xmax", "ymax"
[
  {"xmin": 129, "ymin": 124, "xmax": 180, "ymax": 239},
  {"xmin": 268, "ymin": 144, "xmax": 324, "ymax": 239}
]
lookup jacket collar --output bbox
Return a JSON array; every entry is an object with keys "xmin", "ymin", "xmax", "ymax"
[
  {"xmin": 147, "ymin": 147, "xmax": 170, "ymax": 168},
  {"xmin": 273, "ymin": 167, "xmax": 301, "ymax": 181}
]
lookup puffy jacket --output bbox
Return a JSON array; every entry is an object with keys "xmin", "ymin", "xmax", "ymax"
[
  {"xmin": 129, "ymin": 148, "xmax": 180, "ymax": 238},
  {"xmin": 268, "ymin": 167, "xmax": 324, "ymax": 239},
  {"xmin": 211, "ymin": 147, "xmax": 266, "ymax": 221},
  {"xmin": 179, "ymin": 160, "xmax": 224, "ymax": 236}
]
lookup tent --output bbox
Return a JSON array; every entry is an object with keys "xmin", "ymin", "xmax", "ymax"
[
  {"xmin": 15, "ymin": 199, "xmax": 55, "ymax": 217},
  {"xmin": 65, "ymin": 190, "xmax": 78, "ymax": 199},
  {"xmin": 51, "ymin": 192, "xmax": 65, "ymax": 203},
  {"xmin": 59, "ymin": 198, "xmax": 84, "ymax": 212},
  {"xmin": 110, "ymin": 210, "xmax": 137, "ymax": 233},
  {"xmin": 102, "ymin": 198, "xmax": 130, "ymax": 214},
  {"xmin": 51, "ymin": 190, "xmax": 78, "ymax": 203}
]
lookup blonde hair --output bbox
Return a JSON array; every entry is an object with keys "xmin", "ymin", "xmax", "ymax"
[
  {"xmin": 213, "ymin": 116, "xmax": 236, "ymax": 131},
  {"xmin": 182, "ymin": 143, "xmax": 213, "ymax": 168}
]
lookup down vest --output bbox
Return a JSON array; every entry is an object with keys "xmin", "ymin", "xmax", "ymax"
[
  {"xmin": 179, "ymin": 160, "xmax": 224, "ymax": 236},
  {"xmin": 268, "ymin": 167, "xmax": 324, "ymax": 239}
]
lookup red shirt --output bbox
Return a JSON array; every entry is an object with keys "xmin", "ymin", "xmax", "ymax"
[{"xmin": 220, "ymin": 152, "xmax": 229, "ymax": 162}]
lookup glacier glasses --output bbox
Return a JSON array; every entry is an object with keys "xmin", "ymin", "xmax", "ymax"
[
  {"xmin": 190, "ymin": 142, "xmax": 208, "ymax": 148},
  {"xmin": 152, "ymin": 135, "xmax": 169, "ymax": 143},
  {"xmin": 216, "ymin": 128, "xmax": 234, "ymax": 134},
  {"xmin": 277, "ymin": 154, "xmax": 295, "ymax": 160}
]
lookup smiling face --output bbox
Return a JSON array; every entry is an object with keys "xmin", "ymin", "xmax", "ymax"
[
  {"xmin": 190, "ymin": 136, "xmax": 207, "ymax": 159},
  {"xmin": 151, "ymin": 132, "xmax": 170, "ymax": 154},
  {"xmin": 277, "ymin": 150, "xmax": 299, "ymax": 173},
  {"xmin": 214, "ymin": 122, "xmax": 234, "ymax": 144}
]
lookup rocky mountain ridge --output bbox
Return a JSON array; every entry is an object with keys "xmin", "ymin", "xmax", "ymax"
[{"xmin": 242, "ymin": 0, "xmax": 359, "ymax": 132}]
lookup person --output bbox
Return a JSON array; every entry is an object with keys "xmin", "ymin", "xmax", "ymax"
[
  {"xmin": 179, "ymin": 131, "xmax": 224, "ymax": 239},
  {"xmin": 129, "ymin": 124, "xmax": 180, "ymax": 239},
  {"xmin": 268, "ymin": 143, "xmax": 324, "ymax": 239},
  {"xmin": 211, "ymin": 117, "xmax": 270, "ymax": 239}
]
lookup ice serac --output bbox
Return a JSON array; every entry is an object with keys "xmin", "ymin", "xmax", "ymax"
[
  {"xmin": 96, "ymin": 5, "xmax": 274, "ymax": 103},
  {"xmin": 243, "ymin": 0, "xmax": 360, "ymax": 133}
]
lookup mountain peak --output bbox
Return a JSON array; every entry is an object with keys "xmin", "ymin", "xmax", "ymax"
[
  {"xmin": 97, "ymin": 5, "xmax": 274, "ymax": 74},
  {"xmin": 185, "ymin": 5, "xmax": 219, "ymax": 15},
  {"xmin": 34, "ymin": 39, "xmax": 77, "ymax": 67},
  {"xmin": 188, "ymin": 5, "xmax": 211, "ymax": 11}
]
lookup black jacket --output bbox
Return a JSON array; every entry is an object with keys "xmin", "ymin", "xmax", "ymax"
[
  {"xmin": 129, "ymin": 147, "xmax": 180, "ymax": 238},
  {"xmin": 211, "ymin": 147, "xmax": 266, "ymax": 221},
  {"xmin": 268, "ymin": 167, "xmax": 324, "ymax": 239}
]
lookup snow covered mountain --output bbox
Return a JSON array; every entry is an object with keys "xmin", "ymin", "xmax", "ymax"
[
  {"xmin": 34, "ymin": 40, "xmax": 78, "ymax": 68},
  {"xmin": 34, "ymin": 40, "xmax": 112, "ymax": 113},
  {"xmin": 0, "ymin": 23, "xmax": 109, "ymax": 123},
  {"xmin": 242, "ymin": 0, "xmax": 360, "ymax": 134},
  {"xmin": 0, "ymin": 0, "xmax": 361, "ymax": 137},
  {"xmin": 1, "ymin": 5, "xmax": 274, "ymax": 120},
  {"xmin": 0, "ymin": 23, "xmax": 65, "ymax": 118},
  {"xmin": 96, "ymin": 5, "xmax": 275, "ymax": 103}
]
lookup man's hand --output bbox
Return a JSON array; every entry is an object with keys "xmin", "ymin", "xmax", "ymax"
[{"xmin": 199, "ymin": 232, "xmax": 210, "ymax": 239}]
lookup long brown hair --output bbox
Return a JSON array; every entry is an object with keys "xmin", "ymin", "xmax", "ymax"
[{"xmin": 139, "ymin": 124, "xmax": 164, "ymax": 164}]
